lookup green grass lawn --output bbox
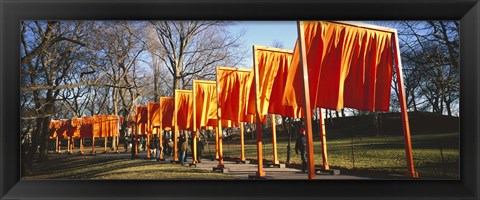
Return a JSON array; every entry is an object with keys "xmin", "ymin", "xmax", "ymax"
[
  {"xmin": 218, "ymin": 132, "xmax": 459, "ymax": 179},
  {"xmin": 23, "ymin": 154, "xmax": 235, "ymax": 180},
  {"xmin": 23, "ymin": 132, "xmax": 459, "ymax": 179}
]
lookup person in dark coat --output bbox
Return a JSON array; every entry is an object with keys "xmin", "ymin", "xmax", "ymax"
[
  {"xmin": 196, "ymin": 137, "xmax": 204, "ymax": 163},
  {"xmin": 154, "ymin": 134, "xmax": 162, "ymax": 161},
  {"xmin": 178, "ymin": 134, "xmax": 187, "ymax": 165},
  {"xmin": 295, "ymin": 127, "xmax": 307, "ymax": 173}
]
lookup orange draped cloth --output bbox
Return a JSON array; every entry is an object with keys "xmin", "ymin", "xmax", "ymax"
[
  {"xmin": 81, "ymin": 116, "xmax": 94, "ymax": 138},
  {"xmin": 148, "ymin": 102, "xmax": 161, "ymax": 134},
  {"xmin": 136, "ymin": 106, "xmax": 148, "ymax": 135},
  {"xmin": 49, "ymin": 120, "xmax": 61, "ymax": 138},
  {"xmin": 193, "ymin": 81, "xmax": 218, "ymax": 130},
  {"xmin": 70, "ymin": 118, "xmax": 82, "ymax": 138},
  {"xmin": 217, "ymin": 67, "xmax": 254, "ymax": 123},
  {"xmin": 160, "ymin": 97, "xmax": 174, "ymax": 131},
  {"xmin": 56, "ymin": 119, "xmax": 70, "ymax": 138},
  {"xmin": 283, "ymin": 21, "xmax": 394, "ymax": 112},
  {"xmin": 249, "ymin": 47, "xmax": 302, "ymax": 120},
  {"xmin": 175, "ymin": 90, "xmax": 194, "ymax": 131},
  {"xmin": 108, "ymin": 115, "xmax": 119, "ymax": 137}
]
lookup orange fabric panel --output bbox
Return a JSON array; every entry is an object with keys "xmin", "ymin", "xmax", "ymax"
[
  {"xmin": 106, "ymin": 115, "xmax": 119, "ymax": 137},
  {"xmin": 175, "ymin": 90, "xmax": 194, "ymax": 131},
  {"xmin": 81, "ymin": 116, "xmax": 94, "ymax": 138},
  {"xmin": 250, "ymin": 48, "xmax": 303, "ymax": 119},
  {"xmin": 148, "ymin": 102, "xmax": 161, "ymax": 133},
  {"xmin": 136, "ymin": 106, "xmax": 148, "ymax": 135},
  {"xmin": 99, "ymin": 115, "xmax": 107, "ymax": 137},
  {"xmin": 160, "ymin": 97, "xmax": 174, "ymax": 130},
  {"xmin": 217, "ymin": 67, "xmax": 254, "ymax": 123},
  {"xmin": 283, "ymin": 21, "xmax": 393, "ymax": 112},
  {"xmin": 92, "ymin": 115, "xmax": 102, "ymax": 137},
  {"xmin": 57, "ymin": 119, "xmax": 69, "ymax": 138},
  {"xmin": 193, "ymin": 82, "xmax": 218, "ymax": 130},
  {"xmin": 49, "ymin": 120, "xmax": 61, "ymax": 138},
  {"xmin": 206, "ymin": 118, "xmax": 237, "ymax": 128},
  {"xmin": 71, "ymin": 118, "xmax": 82, "ymax": 138},
  {"xmin": 253, "ymin": 50, "xmax": 290, "ymax": 121}
]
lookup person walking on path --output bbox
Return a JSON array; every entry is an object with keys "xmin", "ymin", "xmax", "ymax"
[
  {"xmin": 196, "ymin": 137, "xmax": 204, "ymax": 163},
  {"xmin": 154, "ymin": 134, "xmax": 162, "ymax": 161},
  {"xmin": 295, "ymin": 127, "xmax": 307, "ymax": 173},
  {"xmin": 178, "ymin": 134, "xmax": 187, "ymax": 165}
]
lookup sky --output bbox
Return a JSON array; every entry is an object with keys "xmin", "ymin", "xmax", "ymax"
[
  {"xmin": 226, "ymin": 21, "xmax": 398, "ymax": 68},
  {"xmin": 228, "ymin": 21, "xmax": 297, "ymax": 68}
]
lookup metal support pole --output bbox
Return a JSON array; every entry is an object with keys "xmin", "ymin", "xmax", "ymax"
[
  {"xmin": 319, "ymin": 108, "xmax": 329, "ymax": 170},
  {"xmin": 393, "ymin": 32, "xmax": 418, "ymax": 178},
  {"xmin": 271, "ymin": 114, "xmax": 279, "ymax": 165},
  {"xmin": 240, "ymin": 122, "xmax": 245, "ymax": 161},
  {"xmin": 297, "ymin": 21, "xmax": 316, "ymax": 179}
]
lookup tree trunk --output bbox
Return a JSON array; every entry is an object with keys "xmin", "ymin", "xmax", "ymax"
[{"xmin": 38, "ymin": 102, "xmax": 54, "ymax": 161}]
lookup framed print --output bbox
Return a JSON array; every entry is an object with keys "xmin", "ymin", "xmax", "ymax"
[{"xmin": 1, "ymin": 0, "xmax": 479, "ymax": 199}]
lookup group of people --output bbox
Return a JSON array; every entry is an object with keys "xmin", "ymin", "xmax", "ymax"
[
  {"xmin": 177, "ymin": 133, "xmax": 205, "ymax": 165},
  {"xmin": 123, "ymin": 126, "xmax": 307, "ymax": 171}
]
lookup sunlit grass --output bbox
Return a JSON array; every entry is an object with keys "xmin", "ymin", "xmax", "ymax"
[
  {"xmin": 23, "ymin": 155, "xmax": 235, "ymax": 180},
  {"xmin": 221, "ymin": 132, "xmax": 459, "ymax": 178}
]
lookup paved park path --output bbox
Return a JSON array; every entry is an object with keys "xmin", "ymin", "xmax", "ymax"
[
  {"xmin": 82, "ymin": 150, "xmax": 373, "ymax": 180},
  {"xmin": 188, "ymin": 158, "xmax": 372, "ymax": 180}
]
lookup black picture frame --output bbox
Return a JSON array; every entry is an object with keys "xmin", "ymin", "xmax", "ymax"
[{"xmin": 1, "ymin": 0, "xmax": 478, "ymax": 199}]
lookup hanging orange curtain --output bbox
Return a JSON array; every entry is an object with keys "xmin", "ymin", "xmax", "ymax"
[
  {"xmin": 81, "ymin": 116, "xmax": 94, "ymax": 138},
  {"xmin": 283, "ymin": 21, "xmax": 393, "ymax": 112},
  {"xmin": 250, "ymin": 47, "xmax": 303, "ymax": 120},
  {"xmin": 102, "ymin": 115, "xmax": 109, "ymax": 137},
  {"xmin": 148, "ymin": 102, "xmax": 161, "ymax": 134},
  {"xmin": 217, "ymin": 67, "xmax": 254, "ymax": 123},
  {"xmin": 112, "ymin": 115, "xmax": 120, "ymax": 137},
  {"xmin": 49, "ymin": 120, "xmax": 61, "ymax": 138},
  {"xmin": 175, "ymin": 90, "xmax": 194, "ymax": 131},
  {"xmin": 56, "ymin": 119, "xmax": 69, "ymax": 139},
  {"xmin": 194, "ymin": 81, "xmax": 218, "ymax": 129},
  {"xmin": 160, "ymin": 97, "xmax": 174, "ymax": 131},
  {"xmin": 71, "ymin": 118, "xmax": 82, "ymax": 138},
  {"xmin": 136, "ymin": 106, "xmax": 148, "ymax": 135}
]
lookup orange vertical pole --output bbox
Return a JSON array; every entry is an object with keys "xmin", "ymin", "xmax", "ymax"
[
  {"xmin": 173, "ymin": 129, "xmax": 178, "ymax": 161},
  {"xmin": 240, "ymin": 122, "xmax": 245, "ymax": 161},
  {"xmin": 215, "ymin": 128, "xmax": 219, "ymax": 159},
  {"xmin": 216, "ymin": 67, "xmax": 224, "ymax": 169},
  {"xmin": 104, "ymin": 136, "xmax": 107, "ymax": 153},
  {"xmin": 192, "ymin": 82, "xmax": 198, "ymax": 164},
  {"xmin": 271, "ymin": 114, "xmax": 279, "ymax": 165},
  {"xmin": 318, "ymin": 108, "xmax": 329, "ymax": 170},
  {"xmin": 147, "ymin": 134, "xmax": 151, "ymax": 158},
  {"xmin": 159, "ymin": 127, "xmax": 164, "ymax": 160},
  {"xmin": 55, "ymin": 137, "xmax": 59, "ymax": 153},
  {"xmin": 297, "ymin": 21, "xmax": 316, "ymax": 179},
  {"xmin": 393, "ymin": 32, "xmax": 418, "ymax": 178},
  {"xmin": 80, "ymin": 138, "xmax": 84, "ymax": 154},
  {"xmin": 67, "ymin": 137, "xmax": 71, "ymax": 154},
  {"xmin": 58, "ymin": 138, "xmax": 62, "ymax": 153},
  {"xmin": 193, "ymin": 130, "xmax": 198, "ymax": 164},
  {"xmin": 253, "ymin": 45, "xmax": 265, "ymax": 176},
  {"xmin": 173, "ymin": 90, "xmax": 179, "ymax": 162},
  {"xmin": 71, "ymin": 137, "xmax": 75, "ymax": 152}
]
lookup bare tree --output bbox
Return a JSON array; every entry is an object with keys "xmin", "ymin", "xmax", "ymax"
[
  {"xmin": 397, "ymin": 21, "xmax": 459, "ymax": 116},
  {"xmin": 147, "ymin": 21, "xmax": 246, "ymax": 92},
  {"xmin": 21, "ymin": 21, "xmax": 91, "ymax": 172}
]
